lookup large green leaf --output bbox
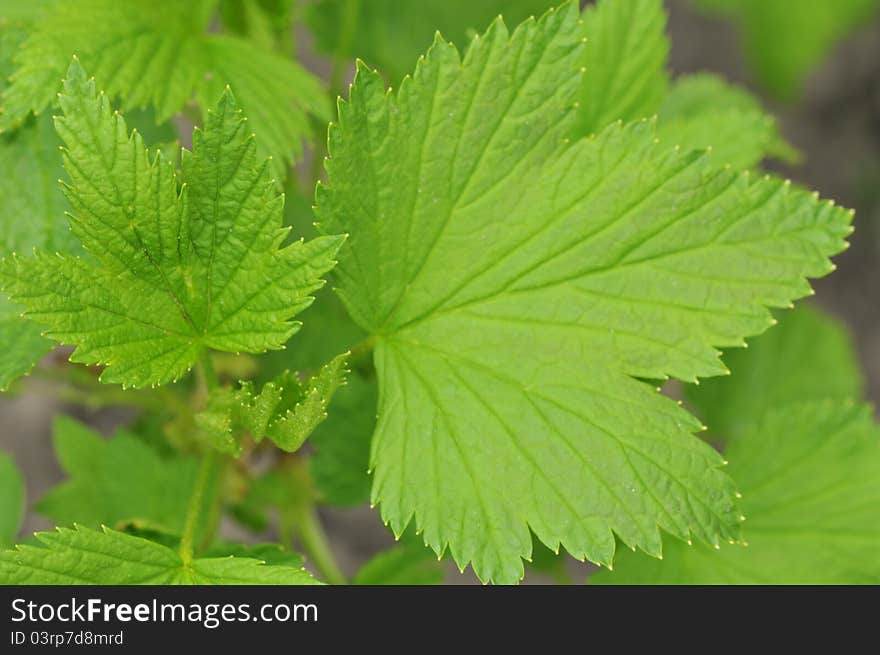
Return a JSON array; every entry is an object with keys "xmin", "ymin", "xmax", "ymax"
[
  {"xmin": 315, "ymin": 2, "xmax": 852, "ymax": 583},
  {"xmin": 1, "ymin": 62, "xmax": 343, "ymax": 388},
  {"xmin": 0, "ymin": 525, "xmax": 319, "ymax": 584},
  {"xmin": 593, "ymin": 401, "xmax": 880, "ymax": 584}
]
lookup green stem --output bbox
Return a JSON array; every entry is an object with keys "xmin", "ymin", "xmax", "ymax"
[
  {"xmin": 199, "ymin": 351, "xmax": 219, "ymax": 391},
  {"xmin": 290, "ymin": 505, "xmax": 346, "ymax": 585},
  {"xmin": 348, "ymin": 335, "xmax": 376, "ymax": 363},
  {"xmin": 179, "ymin": 449, "xmax": 220, "ymax": 565},
  {"xmin": 179, "ymin": 354, "xmax": 224, "ymax": 564}
]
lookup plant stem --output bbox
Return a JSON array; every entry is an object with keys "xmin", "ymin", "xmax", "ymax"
[
  {"xmin": 179, "ymin": 449, "xmax": 220, "ymax": 565},
  {"xmin": 348, "ymin": 335, "xmax": 376, "ymax": 362},
  {"xmin": 179, "ymin": 353, "xmax": 224, "ymax": 564},
  {"xmin": 290, "ymin": 505, "xmax": 347, "ymax": 585},
  {"xmin": 199, "ymin": 351, "xmax": 219, "ymax": 392}
]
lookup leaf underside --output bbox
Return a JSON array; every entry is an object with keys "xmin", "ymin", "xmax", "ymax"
[{"xmin": 316, "ymin": 2, "xmax": 853, "ymax": 583}]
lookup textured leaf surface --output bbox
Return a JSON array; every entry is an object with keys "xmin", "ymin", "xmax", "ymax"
[
  {"xmin": 687, "ymin": 304, "xmax": 862, "ymax": 442},
  {"xmin": 316, "ymin": 3, "xmax": 853, "ymax": 583},
  {"xmin": 37, "ymin": 417, "xmax": 203, "ymax": 537},
  {"xmin": 575, "ymin": 0, "xmax": 668, "ymax": 135},
  {"xmin": 0, "ymin": 0, "xmax": 328, "ymax": 168},
  {"xmin": 695, "ymin": 0, "xmax": 880, "ymax": 99},
  {"xmin": 0, "ymin": 62, "xmax": 343, "ymax": 388},
  {"xmin": 307, "ymin": 0, "xmax": 556, "ymax": 84},
  {"xmin": 0, "ymin": 525, "xmax": 319, "ymax": 584},
  {"xmin": 593, "ymin": 401, "xmax": 880, "ymax": 584},
  {"xmin": 0, "ymin": 452, "xmax": 24, "ymax": 547},
  {"xmin": 657, "ymin": 74, "xmax": 796, "ymax": 170},
  {"xmin": 198, "ymin": 353, "xmax": 350, "ymax": 455}
]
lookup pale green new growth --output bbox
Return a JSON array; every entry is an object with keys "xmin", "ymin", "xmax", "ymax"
[
  {"xmin": 593, "ymin": 401, "xmax": 880, "ymax": 584},
  {"xmin": 0, "ymin": 525, "xmax": 320, "ymax": 584},
  {"xmin": 0, "ymin": 0, "xmax": 328, "ymax": 169},
  {"xmin": 0, "ymin": 61, "xmax": 344, "ymax": 388},
  {"xmin": 38, "ymin": 417, "xmax": 203, "ymax": 537},
  {"xmin": 197, "ymin": 353, "xmax": 349, "ymax": 455},
  {"xmin": 0, "ymin": 452, "xmax": 24, "ymax": 547},
  {"xmin": 316, "ymin": 2, "xmax": 852, "ymax": 583}
]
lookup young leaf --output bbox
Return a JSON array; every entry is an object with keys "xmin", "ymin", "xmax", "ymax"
[
  {"xmin": 37, "ymin": 417, "xmax": 206, "ymax": 537},
  {"xmin": 0, "ymin": 0, "xmax": 328, "ymax": 169},
  {"xmin": 593, "ymin": 401, "xmax": 880, "ymax": 584},
  {"xmin": 307, "ymin": 0, "xmax": 557, "ymax": 84},
  {"xmin": 0, "ymin": 525, "xmax": 320, "ymax": 584},
  {"xmin": 354, "ymin": 541, "xmax": 445, "ymax": 585},
  {"xmin": 315, "ymin": 2, "xmax": 852, "ymax": 583},
  {"xmin": 656, "ymin": 74, "xmax": 797, "ymax": 170},
  {"xmin": 0, "ymin": 452, "xmax": 25, "ymax": 547},
  {"xmin": 687, "ymin": 304, "xmax": 862, "ymax": 442},
  {"xmin": 0, "ymin": 62, "xmax": 344, "ymax": 388},
  {"xmin": 575, "ymin": 0, "xmax": 668, "ymax": 135},
  {"xmin": 197, "ymin": 353, "xmax": 350, "ymax": 455}
]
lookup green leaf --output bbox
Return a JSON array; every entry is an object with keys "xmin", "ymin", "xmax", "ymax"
[
  {"xmin": 593, "ymin": 401, "xmax": 880, "ymax": 584},
  {"xmin": 575, "ymin": 0, "xmax": 668, "ymax": 135},
  {"xmin": 307, "ymin": 0, "xmax": 557, "ymax": 84},
  {"xmin": 310, "ymin": 372, "xmax": 377, "ymax": 506},
  {"xmin": 38, "ymin": 417, "xmax": 206, "ymax": 538},
  {"xmin": 0, "ymin": 451, "xmax": 25, "ymax": 547},
  {"xmin": 354, "ymin": 540, "xmax": 445, "ymax": 585},
  {"xmin": 198, "ymin": 353, "xmax": 350, "ymax": 455},
  {"xmin": 687, "ymin": 304, "xmax": 862, "ymax": 442},
  {"xmin": 656, "ymin": 74, "xmax": 797, "ymax": 170},
  {"xmin": 0, "ymin": 0, "xmax": 328, "ymax": 169},
  {"xmin": 0, "ymin": 61, "xmax": 343, "ymax": 388},
  {"xmin": 694, "ymin": 0, "xmax": 880, "ymax": 99},
  {"xmin": 0, "ymin": 525, "xmax": 320, "ymax": 584},
  {"xmin": 315, "ymin": 2, "xmax": 852, "ymax": 583}
]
